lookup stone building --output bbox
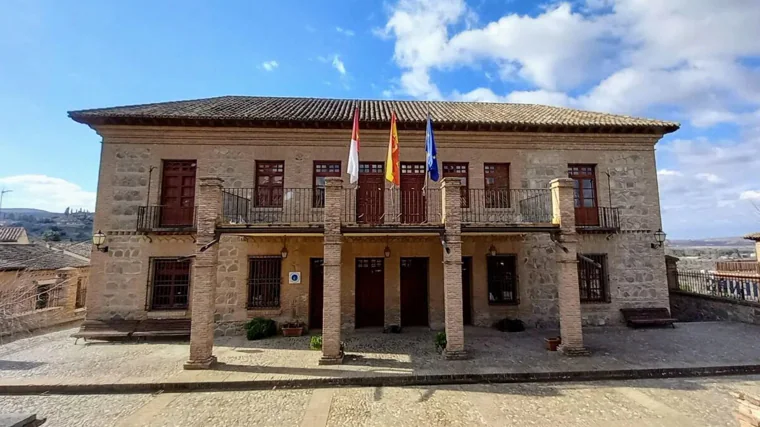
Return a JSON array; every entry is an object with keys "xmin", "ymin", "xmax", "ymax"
[{"xmin": 69, "ymin": 96, "xmax": 678, "ymax": 366}]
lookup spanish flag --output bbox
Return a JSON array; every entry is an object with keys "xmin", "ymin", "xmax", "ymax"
[{"xmin": 385, "ymin": 111, "xmax": 400, "ymax": 186}]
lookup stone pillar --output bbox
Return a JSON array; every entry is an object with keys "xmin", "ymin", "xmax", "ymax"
[
  {"xmin": 320, "ymin": 177, "xmax": 344, "ymax": 364},
  {"xmin": 185, "ymin": 176, "xmax": 223, "ymax": 370},
  {"xmin": 550, "ymin": 178, "xmax": 588, "ymax": 356},
  {"xmin": 441, "ymin": 177, "xmax": 467, "ymax": 359},
  {"xmin": 665, "ymin": 255, "xmax": 679, "ymax": 291}
]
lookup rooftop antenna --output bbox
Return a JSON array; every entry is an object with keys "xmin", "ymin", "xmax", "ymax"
[{"xmin": 0, "ymin": 188, "xmax": 12, "ymax": 219}]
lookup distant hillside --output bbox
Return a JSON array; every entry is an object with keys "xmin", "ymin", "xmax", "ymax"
[
  {"xmin": 0, "ymin": 208, "xmax": 94, "ymax": 242},
  {"xmin": 668, "ymin": 236, "xmax": 755, "ymax": 248}
]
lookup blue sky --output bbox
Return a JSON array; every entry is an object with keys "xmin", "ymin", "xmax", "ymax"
[{"xmin": 1, "ymin": 0, "xmax": 759, "ymax": 239}]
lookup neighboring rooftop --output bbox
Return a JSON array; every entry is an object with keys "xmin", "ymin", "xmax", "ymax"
[
  {"xmin": 69, "ymin": 96, "xmax": 680, "ymax": 134},
  {"xmin": 0, "ymin": 244, "xmax": 89, "ymax": 271},
  {"xmin": 45, "ymin": 241, "xmax": 92, "ymax": 260},
  {"xmin": 0, "ymin": 227, "xmax": 29, "ymax": 244},
  {"xmin": 745, "ymin": 232, "xmax": 760, "ymax": 242}
]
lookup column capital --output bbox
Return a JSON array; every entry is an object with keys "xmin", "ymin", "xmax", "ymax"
[
  {"xmin": 324, "ymin": 177, "xmax": 344, "ymax": 188},
  {"xmin": 550, "ymin": 177, "xmax": 574, "ymax": 189},
  {"xmin": 199, "ymin": 176, "xmax": 224, "ymax": 187},
  {"xmin": 440, "ymin": 177, "xmax": 462, "ymax": 188}
]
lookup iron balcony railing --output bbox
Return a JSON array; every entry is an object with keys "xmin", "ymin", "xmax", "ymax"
[
  {"xmin": 675, "ymin": 269, "xmax": 760, "ymax": 303},
  {"xmin": 137, "ymin": 206, "xmax": 197, "ymax": 231},
  {"xmin": 222, "ymin": 188, "xmax": 323, "ymax": 225},
  {"xmin": 576, "ymin": 207, "xmax": 621, "ymax": 231},
  {"xmin": 462, "ymin": 189, "xmax": 553, "ymax": 224},
  {"xmin": 342, "ymin": 187, "xmax": 443, "ymax": 225}
]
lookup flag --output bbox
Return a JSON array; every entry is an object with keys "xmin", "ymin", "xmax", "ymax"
[
  {"xmin": 385, "ymin": 111, "xmax": 400, "ymax": 186},
  {"xmin": 425, "ymin": 114, "xmax": 439, "ymax": 182},
  {"xmin": 347, "ymin": 107, "xmax": 360, "ymax": 184}
]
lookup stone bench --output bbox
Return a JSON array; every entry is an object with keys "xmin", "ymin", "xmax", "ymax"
[{"xmin": 620, "ymin": 308, "xmax": 676, "ymax": 328}]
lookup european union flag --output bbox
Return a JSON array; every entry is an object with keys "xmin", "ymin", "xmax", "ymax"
[{"xmin": 425, "ymin": 114, "xmax": 439, "ymax": 182}]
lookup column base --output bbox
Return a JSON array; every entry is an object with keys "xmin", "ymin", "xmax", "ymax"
[
  {"xmin": 183, "ymin": 355, "xmax": 218, "ymax": 370},
  {"xmin": 558, "ymin": 345, "xmax": 591, "ymax": 357},
  {"xmin": 318, "ymin": 352, "xmax": 345, "ymax": 365},
  {"xmin": 442, "ymin": 349, "xmax": 469, "ymax": 360}
]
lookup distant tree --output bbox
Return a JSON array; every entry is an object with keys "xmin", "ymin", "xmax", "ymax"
[
  {"xmin": 64, "ymin": 207, "xmax": 70, "ymax": 216},
  {"xmin": 5, "ymin": 213, "xmax": 15, "ymax": 220},
  {"xmin": 41, "ymin": 230, "xmax": 61, "ymax": 242}
]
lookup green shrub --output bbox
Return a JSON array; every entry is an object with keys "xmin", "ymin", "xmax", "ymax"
[
  {"xmin": 310, "ymin": 335, "xmax": 323, "ymax": 350},
  {"xmin": 434, "ymin": 331, "xmax": 447, "ymax": 352},
  {"xmin": 245, "ymin": 318, "xmax": 276, "ymax": 340}
]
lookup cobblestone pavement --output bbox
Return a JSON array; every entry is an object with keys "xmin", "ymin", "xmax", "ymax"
[
  {"xmin": 1, "ymin": 376, "xmax": 758, "ymax": 426},
  {"xmin": 1, "ymin": 322, "xmax": 760, "ymax": 386}
]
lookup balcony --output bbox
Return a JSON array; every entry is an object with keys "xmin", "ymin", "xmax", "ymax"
[
  {"xmin": 342, "ymin": 187, "xmax": 443, "ymax": 228},
  {"xmin": 576, "ymin": 207, "xmax": 621, "ymax": 232},
  {"xmin": 461, "ymin": 189, "xmax": 553, "ymax": 228},
  {"xmin": 221, "ymin": 188, "xmax": 323, "ymax": 228},
  {"xmin": 137, "ymin": 206, "xmax": 197, "ymax": 232}
]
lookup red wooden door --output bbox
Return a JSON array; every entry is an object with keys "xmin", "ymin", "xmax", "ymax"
[
  {"xmin": 160, "ymin": 160, "xmax": 196, "ymax": 227},
  {"xmin": 400, "ymin": 258, "xmax": 429, "ymax": 327},
  {"xmin": 462, "ymin": 257, "xmax": 472, "ymax": 325},
  {"xmin": 400, "ymin": 163, "xmax": 426, "ymax": 223},
  {"xmin": 357, "ymin": 162, "xmax": 384, "ymax": 224},
  {"xmin": 569, "ymin": 165, "xmax": 599, "ymax": 226},
  {"xmin": 309, "ymin": 258, "xmax": 324, "ymax": 329},
  {"xmin": 355, "ymin": 258, "xmax": 384, "ymax": 328}
]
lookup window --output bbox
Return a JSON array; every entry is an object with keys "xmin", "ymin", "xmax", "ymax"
[
  {"xmin": 150, "ymin": 259, "xmax": 191, "ymax": 310},
  {"xmin": 359, "ymin": 163, "xmax": 384, "ymax": 174},
  {"xmin": 255, "ymin": 161, "xmax": 285, "ymax": 207},
  {"xmin": 443, "ymin": 162, "xmax": 469, "ymax": 207},
  {"xmin": 578, "ymin": 254, "xmax": 609, "ymax": 303},
  {"xmin": 75, "ymin": 277, "xmax": 87, "ymax": 309},
  {"xmin": 313, "ymin": 161, "xmax": 341, "ymax": 207},
  {"xmin": 36, "ymin": 284, "xmax": 51, "ymax": 310},
  {"xmin": 248, "ymin": 257, "xmax": 281, "ymax": 308},
  {"xmin": 568, "ymin": 164, "xmax": 599, "ymax": 226},
  {"xmin": 487, "ymin": 255, "xmax": 518, "ymax": 304},
  {"xmin": 401, "ymin": 163, "xmax": 425, "ymax": 174},
  {"xmin": 484, "ymin": 163, "xmax": 510, "ymax": 208}
]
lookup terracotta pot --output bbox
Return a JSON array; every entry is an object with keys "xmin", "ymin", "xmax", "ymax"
[
  {"xmin": 545, "ymin": 337, "xmax": 561, "ymax": 351},
  {"xmin": 282, "ymin": 327, "xmax": 304, "ymax": 337}
]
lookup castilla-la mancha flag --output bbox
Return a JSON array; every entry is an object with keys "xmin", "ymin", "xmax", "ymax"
[
  {"xmin": 347, "ymin": 107, "xmax": 360, "ymax": 184},
  {"xmin": 385, "ymin": 111, "xmax": 400, "ymax": 186}
]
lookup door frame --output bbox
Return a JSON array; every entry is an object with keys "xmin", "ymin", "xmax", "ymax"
[
  {"xmin": 354, "ymin": 257, "xmax": 385, "ymax": 328},
  {"xmin": 357, "ymin": 162, "xmax": 385, "ymax": 224},
  {"xmin": 462, "ymin": 256, "xmax": 472, "ymax": 325},
  {"xmin": 309, "ymin": 258, "xmax": 324, "ymax": 329},
  {"xmin": 400, "ymin": 257, "xmax": 430, "ymax": 327},
  {"xmin": 159, "ymin": 159, "xmax": 197, "ymax": 227},
  {"xmin": 400, "ymin": 162, "xmax": 427, "ymax": 224}
]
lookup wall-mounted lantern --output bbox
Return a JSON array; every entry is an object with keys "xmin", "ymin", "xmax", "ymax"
[
  {"xmin": 384, "ymin": 245, "xmax": 391, "ymax": 258},
  {"xmin": 651, "ymin": 229, "xmax": 666, "ymax": 249},
  {"xmin": 488, "ymin": 244, "xmax": 497, "ymax": 257},
  {"xmin": 92, "ymin": 230, "xmax": 108, "ymax": 253}
]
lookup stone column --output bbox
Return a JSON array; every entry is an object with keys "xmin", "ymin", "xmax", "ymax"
[
  {"xmin": 550, "ymin": 178, "xmax": 588, "ymax": 356},
  {"xmin": 665, "ymin": 255, "xmax": 679, "ymax": 291},
  {"xmin": 320, "ymin": 177, "xmax": 344, "ymax": 364},
  {"xmin": 185, "ymin": 176, "xmax": 223, "ymax": 370},
  {"xmin": 441, "ymin": 177, "xmax": 467, "ymax": 359}
]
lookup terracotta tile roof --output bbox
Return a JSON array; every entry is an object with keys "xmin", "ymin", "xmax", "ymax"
[
  {"xmin": 0, "ymin": 227, "xmax": 26, "ymax": 243},
  {"xmin": 0, "ymin": 244, "xmax": 89, "ymax": 271},
  {"xmin": 69, "ymin": 96, "xmax": 679, "ymax": 133},
  {"xmin": 45, "ymin": 241, "xmax": 92, "ymax": 260},
  {"xmin": 744, "ymin": 232, "xmax": 760, "ymax": 241}
]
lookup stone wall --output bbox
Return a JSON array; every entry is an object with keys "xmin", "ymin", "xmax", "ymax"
[{"xmin": 669, "ymin": 291, "xmax": 760, "ymax": 325}]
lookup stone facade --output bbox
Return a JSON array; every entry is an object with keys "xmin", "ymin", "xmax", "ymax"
[
  {"xmin": 82, "ymin": 125, "xmax": 670, "ymax": 354},
  {"xmin": 670, "ymin": 292, "xmax": 760, "ymax": 325}
]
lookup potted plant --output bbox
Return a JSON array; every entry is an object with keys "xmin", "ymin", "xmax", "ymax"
[
  {"xmin": 282, "ymin": 299, "xmax": 306, "ymax": 337},
  {"xmin": 434, "ymin": 331, "xmax": 447, "ymax": 353},
  {"xmin": 545, "ymin": 336, "xmax": 561, "ymax": 351}
]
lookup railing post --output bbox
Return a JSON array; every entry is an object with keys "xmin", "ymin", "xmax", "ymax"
[
  {"xmin": 550, "ymin": 178, "xmax": 588, "ymax": 356},
  {"xmin": 185, "ymin": 176, "xmax": 223, "ymax": 370},
  {"xmin": 321, "ymin": 177, "xmax": 344, "ymax": 364},
  {"xmin": 441, "ymin": 177, "xmax": 466, "ymax": 359}
]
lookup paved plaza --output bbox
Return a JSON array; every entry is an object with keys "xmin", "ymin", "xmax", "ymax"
[{"xmin": 1, "ymin": 322, "xmax": 760, "ymax": 388}]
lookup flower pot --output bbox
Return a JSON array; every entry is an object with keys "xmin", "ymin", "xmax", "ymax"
[
  {"xmin": 282, "ymin": 327, "xmax": 304, "ymax": 337},
  {"xmin": 545, "ymin": 337, "xmax": 561, "ymax": 351}
]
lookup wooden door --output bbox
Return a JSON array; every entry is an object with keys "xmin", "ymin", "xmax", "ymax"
[
  {"xmin": 357, "ymin": 162, "xmax": 384, "ymax": 224},
  {"xmin": 568, "ymin": 165, "xmax": 599, "ymax": 226},
  {"xmin": 400, "ymin": 163, "xmax": 426, "ymax": 223},
  {"xmin": 462, "ymin": 257, "xmax": 472, "ymax": 325},
  {"xmin": 160, "ymin": 160, "xmax": 196, "ymax": 227},
  {"xmin": 400, "ymin": 257, "xmax": 429, "ymax": 327},
  {"xmin": 309, "ymin": 258, "xmax": 324, "ymax": 329},
  {"xmin": 355, "ymin": 258, "xmax": 384, "ymax": 328}
]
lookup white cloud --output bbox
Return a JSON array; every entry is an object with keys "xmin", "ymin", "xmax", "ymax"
[
  {"xmin": 331, "ymin": 55, "xmax": 347, "ymax": 75},
  {"xmin": 0, "ymin": 175, "xmax": 95, "ymax": 213},
  {"xmin": 740, "ymin": 190, "xmax": 760, "ymax": 201},
  {"xmin": 657, "ymin": 169, "xmax": 682, "ymax": 177},
  {"xmin": 695, "ymin": 172, "xmax": 724, "ymax": 184},
  {"xmin": 260, "ymin": 60, "xmax": 279, "ymax": 71},
  {"xmin": 335, "ymin": 26, "xmax": 355, "ymax": 37}
]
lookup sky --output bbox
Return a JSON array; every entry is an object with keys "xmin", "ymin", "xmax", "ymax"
[{"xmin": 0, "ymin": 0, "xmax": 759, "ymax": 239}]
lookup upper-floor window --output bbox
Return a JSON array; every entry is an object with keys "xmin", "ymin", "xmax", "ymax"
[
  {"xmin": 160, "ymin": 160, "xmax": 196, "ymax": 227},
  {"xmin": 256, "ymin": 161, "xmax": 284, "ymax": 207},
  {"xmin": 443, "ymin": 162, "xmax": 469, "ymax": 207},
  {"xmin": 484, "ymin": 163, "xmax": 510, "ymax": 208},
  {"xmin": 568, "ymin": 164, "xmax": 599, "ymax": 226},
  {"xmin": 313, "ymin": 161, "xmax": 341, "ymax": 207}
]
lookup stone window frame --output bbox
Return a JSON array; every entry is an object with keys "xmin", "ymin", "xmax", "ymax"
[
  {"xmin": 578, "ymin": 253, "xmax": 611, "ymax": 303},
  {"xmin": 248, "ymin": 256, "xmax": 282, "ymax": 309},
  {"xmin": 313, "ymin": 161, "xmax": 341, "ymax": 208},
  {"xmin": 146, "ymin": 257, "xmax": 192, "ymax": 311},
  {"xmin": 486, "ymin": 254, "xmax": 519, "ymax": 305}
]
